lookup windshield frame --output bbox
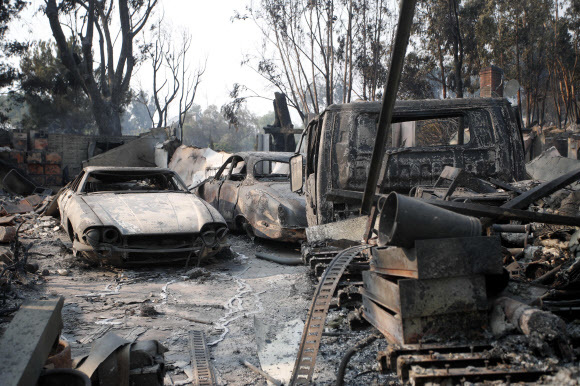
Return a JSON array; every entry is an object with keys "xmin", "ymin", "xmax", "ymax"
[{"xmin": 78, "ymin": 170, "xmax": 189, "ymax": 194}]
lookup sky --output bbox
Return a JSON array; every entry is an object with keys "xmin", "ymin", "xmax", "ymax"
[{"xmin": 8, "ymin": 0, "xmax": 282, "ymax": 118}]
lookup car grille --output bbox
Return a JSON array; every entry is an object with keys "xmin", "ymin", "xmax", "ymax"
[{"xmin": 125, "ymin": 234, "xmax": 199, "ymax": 249}]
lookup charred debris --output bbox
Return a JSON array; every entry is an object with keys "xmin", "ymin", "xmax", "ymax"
[
  {"xmin": 1, "ymin": 14, "xmax": 580, "ymax": 386},
  {"xmin": 3, "ymin": 141, "xmax": 580, "ymax": 384}
]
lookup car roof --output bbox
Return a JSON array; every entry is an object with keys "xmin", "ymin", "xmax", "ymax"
[
  {"xmin": 323, "ymin": 97, "xmax": 510, "ymax": 114},
  {"xmin": 233, "ymin": 151, "xmax": 295, "ymax": 163},
  {"xmin": 83, "ymin": 166, "xmax": 174, "ymax": 173}
]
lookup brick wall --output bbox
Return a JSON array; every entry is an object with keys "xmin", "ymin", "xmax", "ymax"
[
  {"xmin": 1, "ymin": 132, "xmax": 137, "ymax": 190},
  {"xmin": 47, "ymin": 134, "xmax": 137, "ymax": 182}
]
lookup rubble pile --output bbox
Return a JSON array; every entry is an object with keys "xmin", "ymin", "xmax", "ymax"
[{"xmin": 0, "ymin": 192, "xmax": 63, "ymax": 303}]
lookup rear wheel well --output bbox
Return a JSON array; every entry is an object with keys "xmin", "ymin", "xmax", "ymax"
[
  {"xmin": 234, "ymin": 215, "xmax": 247, "ymax": 230},
  {"xmin": 235, "ymin": 215, "xmax": 256, "ymax": 240}
]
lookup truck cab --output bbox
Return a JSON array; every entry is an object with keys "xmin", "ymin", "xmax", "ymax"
[{"xmin": 292, "ymin": 98, "xmax": 525, "ymax": 226}]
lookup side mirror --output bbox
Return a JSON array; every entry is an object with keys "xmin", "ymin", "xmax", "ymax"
[{"xmin": 289, "ymin": 154, "xmax": 304, "ymax": 193}]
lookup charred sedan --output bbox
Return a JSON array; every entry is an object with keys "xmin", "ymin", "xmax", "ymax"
[
  {"xmin": 193, "ymin": 152, "xmax": 307, "ymax": 242},
  {"xmin": 58, "ymin": 167, "xmax": 228, "ymax": 265}
]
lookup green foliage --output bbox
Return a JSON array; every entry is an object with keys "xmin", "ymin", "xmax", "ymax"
[
  {"xmin": 44, "ymin": 0, "xmax": 157, "ymax": 136},
  {"xmin": 0, "ymin": 0, "xmax": 28, "ymax": 125},
  {"xmin": 182, "ymin": 105, "xmax": 265, "ymax": 152},
  {"xmin": 413, "ymin": 0, "xmax": 580, "ymax": 125},
  {"xmin": 0, "ymin": 93, "xmax": 27, "ymax": 128},
  {"xmin": 19, "ymin": 41, "xmax": 95, "ymax": 133},
  {"xmin": 398, "ymin": 52, "xmax": 436, "ymax": 100},
  {"xmin": 120, "ymin": 97, "xmax": 154, "ymax": 136}
]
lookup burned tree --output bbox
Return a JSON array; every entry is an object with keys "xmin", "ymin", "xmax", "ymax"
[
  {"xmin": 233, "ymin": 0, "xmax": 394, "ymax": 120},
  {"xmin": 44, "ymin": 0, "xmax": 158, "ymax": 136},
  {"xmin": 138, "ymin": 19, "xmax": 205, "ymax": 139}
]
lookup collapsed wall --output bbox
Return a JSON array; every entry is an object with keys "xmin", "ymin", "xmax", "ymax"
[{"xmin": 82, "ymin": 127, "xmax": 171, "ymax": 169}]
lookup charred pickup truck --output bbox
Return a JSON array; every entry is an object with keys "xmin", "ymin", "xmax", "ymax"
[{"xmin": 290, "ymin": 98, "xmax": 525, "ymax": 226}]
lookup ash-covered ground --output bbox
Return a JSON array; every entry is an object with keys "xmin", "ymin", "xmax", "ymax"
[{"xmin": 1, "ymin": 216, "xmax": 395, "ymax": 385}]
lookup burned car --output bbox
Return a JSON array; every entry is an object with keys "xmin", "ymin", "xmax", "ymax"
[
  {"xmin": 58, "ymin": 167, "xmax": 228, "ymax": 265},
  {"xmin": 193, "ymin": 152, "xmax": 307, "ymax": 242}
]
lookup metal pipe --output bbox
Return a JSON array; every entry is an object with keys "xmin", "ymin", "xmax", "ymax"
[
  {"xmin": 360, "ymin": 0, "xmax": 417, "ymax": 216},
  {"xmin": 255, "ymin": 252, "xmax": 302, "ymax": 266},
  {"xmin": 421, "ymin": 197, "xmax": 580, "ymax": 227},
  {"xmin": 378, "ymin": 193, "xmax": 481, "ymax": 247},
  {"xmin": 492, "ymin": 224, "xmax": 531, "ymax": 233}
]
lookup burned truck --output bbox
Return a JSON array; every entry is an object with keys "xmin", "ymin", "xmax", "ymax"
[{"xmin": 291, "ymin": 98, "xmax": 526, "ymax": 226}]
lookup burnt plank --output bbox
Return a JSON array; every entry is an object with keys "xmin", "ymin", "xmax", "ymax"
[
  {"xmin": 409, "ymin": 367, "xmax": 550, "ymax": 385},
  {"xmin": 0, "ymin": 297, "xmax": 64, "ymax": 386},
  {"xmin": 397, "ymin": 353, "xmax": 500, "ymax": 380},
  {"xmin": 421, "ymin": 198, "xmax": 580, "ymax": 227},
  {"xmin": 399, "ymin": 276, "xmax": 488, "ymax": 318},
  {"xmin": 363, "ymin": 272, "xmax": 488, "ymax": 318},
  {"xmin": 363, "ymin": 291, "xmax": 488, "ymax": 345},
  {"xmin": 379, "ymin": 343, "xmax": 492, "ymax": 371},
  {"xmin": 502, "ymin": 167, "xmax": 580, "ymax": 210},
  {"xmin": 362, "ymin": 294, "xmax": 403, "ymax": 344},
  {"xmin": 362, "ymin": 271, "xmax": 402, "ymax": 314}
]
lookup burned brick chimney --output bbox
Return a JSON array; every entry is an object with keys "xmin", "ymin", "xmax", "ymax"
[{"xmin": 479, "ymin": 65, "xmax": 503, "ymax": 98}]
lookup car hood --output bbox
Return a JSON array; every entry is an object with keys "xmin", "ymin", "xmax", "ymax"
[{"xmin": 80, "ymin": 192, "xmax": 223, "ymax": 235}]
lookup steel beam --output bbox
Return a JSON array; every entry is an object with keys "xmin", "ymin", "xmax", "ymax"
[{"xmin": 361, "ymin": 0, "xmax": 417, "ymax": 217}]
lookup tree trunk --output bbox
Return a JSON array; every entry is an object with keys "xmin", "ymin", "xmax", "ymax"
[
  {"xmin": 362, "ymin": 0, "xmax": 367, "ymax": 100},
  {"xmin": 438, "ymin": 43, "xmax": 446, "ymax": 98},
  {"xmin": 450, "ymin": 0, "xmax": 463, "ymax": 98},
  {"xmin": 45, "ymin": 0, "xmax": 156, "ymax": 137},
  {"xmin": 92, "ymin": 98, "xmax": 122, "ymax": 136},
  {"xmin": 515, "ymin": 14, "xmax": 522, "ymax": 120}
]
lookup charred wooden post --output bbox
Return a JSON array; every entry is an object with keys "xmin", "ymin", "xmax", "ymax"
[
  {"xmin": 495, "ymin": 297, "xmax": 567, "ymax": 337},
  {"xmin": 0, "ymin": 297, "xmax": 64, "ymax": 386},
  {"xmin": 360, "ymin": 0, "xmax": 418, "ymax": 219},
  {"xmin": 494, "ymin": 297, "xmax": 573, "ymax": 360},
  {"xmin": 263, "ymin": 93, "xmax": 302, "ymax": 152}
]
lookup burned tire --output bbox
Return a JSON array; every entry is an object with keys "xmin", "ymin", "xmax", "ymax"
[{"xmin": 237, "ymin": 217, "xmax": 256, "ymax": 241}]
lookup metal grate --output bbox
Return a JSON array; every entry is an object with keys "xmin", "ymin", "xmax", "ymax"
[
  {"xmin": 189, "ymin": 330, "xmax": 216, "ymax": 386},
  {"xmin": 289, "ymin": 245, "xmax": 369, "ymax": 385}
]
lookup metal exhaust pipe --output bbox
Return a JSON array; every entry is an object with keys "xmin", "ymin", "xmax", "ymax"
[{"xmin": 378, "ymin": 192, "xmax": 482, "ymax": 247}]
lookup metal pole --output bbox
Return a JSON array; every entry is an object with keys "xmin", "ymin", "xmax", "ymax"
[{"xmin": 360, "ymin": 0, "xmax": 417, "ymax": 216}]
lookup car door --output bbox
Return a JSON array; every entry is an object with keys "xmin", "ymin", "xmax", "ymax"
[
  {"xmin": 59, "ymin": 172, "xmax": 85, "ymax": 223},
  {"xmin": 57, "ymin": 171, "xmax": 85, "ymax": 232},
  {"xmin": 200, "ymin": 158, "xmax": 233, "ymax": 209},
  {"xmin": 218, "ymin": 156, "xmax": 246, "ymax": 223}
]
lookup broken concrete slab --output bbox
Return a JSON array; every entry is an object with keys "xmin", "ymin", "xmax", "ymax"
[
  {"xmin": 83, "ymin": 127, "xmax": 172, "ymax": 168},
  {"xmin": 526, "ymin": 146, "xmax": 580, "ymax": 187},
  {"xmin": 306, "ymin": 216, "xmax": 368, "ymax": 244},
  {"xmin": 1, "ymin": 200, "xmax": 34, "ymax": 214},
  {"xmin": 0, "ymin": 297, "xmax": 64, "ymax": 386},
  {"xmin": 254, "ymin": 317, "xmax": 304, "ymax": 385},
  {"xmin": 154, "ymin": 138, "xmax": 181, "ymax": 168},
  {"xmin": 0, "ymin": 226, "xmax": 16, "ymax": 242}
]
